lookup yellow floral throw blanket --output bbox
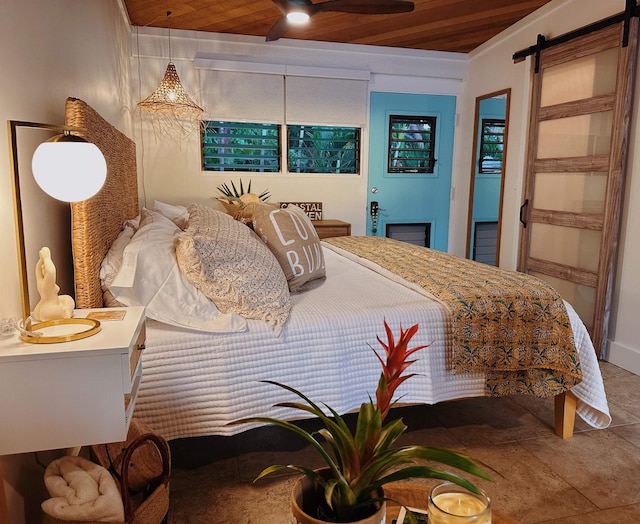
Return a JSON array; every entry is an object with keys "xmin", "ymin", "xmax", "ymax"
[{"xmin": 323, "ymin": 236, "xmax": 582, "ymax": 397}]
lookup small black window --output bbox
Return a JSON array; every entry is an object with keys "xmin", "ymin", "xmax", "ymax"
[
  {"xmin": 479, "ymin": 118, "xmax": 505, "ymax": 174},
  {"xmin": 202, "ymin": 121, "xmax": 280, "ymax": 172},
  {"xmin": 388, "ymin": 115, "xmax": 436, "ymax": 173},
  {"xmin": 287, "ymin": 125, "xmax": 360, "ymax": 174}
]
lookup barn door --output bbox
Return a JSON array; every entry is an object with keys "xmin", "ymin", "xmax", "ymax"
[{"xmin": 518, "ymin": 17, "xmax": 638, "ymax": 357}]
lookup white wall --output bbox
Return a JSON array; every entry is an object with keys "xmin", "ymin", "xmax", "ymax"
[
  {"xmin": 0, "ymin": 1, "xmax": 132, "ymax": 522},
  {"xmin": 454, "ymin": 0, "xmax": 640, "ymax": 370},
  {"xmin": 131, "ymin": 28, "xmax": 467, "ymax": 236},
  {"xmin": 1, "ymin": 0, "xmax": 639, "ymax": 520}
]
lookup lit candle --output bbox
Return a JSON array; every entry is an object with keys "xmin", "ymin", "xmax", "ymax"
[{"xmin": 428, "ymin": 483, "xmax": 491, "ymax": 524}]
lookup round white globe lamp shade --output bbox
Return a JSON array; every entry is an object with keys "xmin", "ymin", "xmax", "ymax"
[{"xmin": 31, "ymin": 135, "xmax": 107, "ymax": 202}]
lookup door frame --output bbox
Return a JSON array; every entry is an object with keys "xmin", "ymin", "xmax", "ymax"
[{"xmin": 465, "ymin": 88, "xmax": 511, "ymax": 265}]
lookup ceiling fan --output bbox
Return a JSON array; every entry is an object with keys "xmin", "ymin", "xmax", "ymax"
[{"xmin": 267, "ymin": 0, "xmax": 415, "ymax": 42}]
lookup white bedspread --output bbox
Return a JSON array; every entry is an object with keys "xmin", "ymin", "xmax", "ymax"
[{"xmin": 132, "ymin": 246, "xmax": 611, "ymax": 440}]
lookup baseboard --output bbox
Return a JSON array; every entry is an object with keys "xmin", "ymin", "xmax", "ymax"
[{"xmin": 607, "ymin": 340, "xmax": 640, "ymax": 376}]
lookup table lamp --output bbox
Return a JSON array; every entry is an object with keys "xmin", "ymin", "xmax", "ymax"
[{"xmin": 7, "ymin": 120, "xmax": 107, "ymax": 343}]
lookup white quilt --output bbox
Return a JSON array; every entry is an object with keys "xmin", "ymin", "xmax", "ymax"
[{"xmin": 132, "ymin": 246, "xmax": 611, "ymax": 440}]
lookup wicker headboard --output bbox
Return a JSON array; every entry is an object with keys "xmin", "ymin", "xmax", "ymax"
[{"xmin": 66, "ymin": 97, "xmax": 138, "ymax": 308}]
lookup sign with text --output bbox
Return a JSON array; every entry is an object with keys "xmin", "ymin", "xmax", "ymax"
[{"xmin": 280, "ymin": 202, "xmax": 323, "ymax": 221}]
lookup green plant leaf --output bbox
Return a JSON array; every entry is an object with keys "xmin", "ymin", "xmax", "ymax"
[
  {"xmin": 400, "ymin": 446, "xmax": 493, "ymax": 481},
  {"xmin": 228, "ymin": 416, "xmax": 341, "ymax": 478},
  {"xmin": 229, "ymin": 323, "xmax": 492, "ymax": 519},
  {"xmin": 371, "ymin": 464, "xmax": 483, "ymax": 495}
]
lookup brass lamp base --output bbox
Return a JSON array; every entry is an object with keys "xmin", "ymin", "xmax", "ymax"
[{"xmin": 20, "ymin": 317, "xmax": 101, "ymax": 344}]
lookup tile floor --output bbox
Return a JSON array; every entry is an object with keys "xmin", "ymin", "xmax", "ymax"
[{"xmin": 167, "ymin": 362, "xmax": 640, "ymax": 523}]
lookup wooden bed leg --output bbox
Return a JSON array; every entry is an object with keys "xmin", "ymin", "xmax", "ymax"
[{"xmin": 554, "ymin": 391, "xmax": 577, "ymax": 439}]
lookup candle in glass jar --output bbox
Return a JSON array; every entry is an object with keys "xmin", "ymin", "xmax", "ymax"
[{"xmin": 428, "ymin": 482, "xmax": 491, "ymax": 524}]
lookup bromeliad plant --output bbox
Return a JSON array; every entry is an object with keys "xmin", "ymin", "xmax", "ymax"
[
  {"xmin": 216, "ymin": 178, "xmax": 271, "ymax": 204},
  {"xmin": 231, "ymin": 321, "xmax": 492, "ymax": 523},
  {"xmin": 215, "ymin": 178, "xmax": 272, "ymax": 223}
]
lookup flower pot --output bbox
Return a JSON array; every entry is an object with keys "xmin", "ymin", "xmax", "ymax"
[{"xmin": 290, "ymin": 471, "xmax": 386, "ymax": 524}]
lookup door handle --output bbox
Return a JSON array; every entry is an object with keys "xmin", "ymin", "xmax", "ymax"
[
  {"xmin": 519, "ymin": 199, "xmax": 529, "ymax": 228},
  {"xmin": 370, "ymin": 201, "xmax": 381, "ymax": 234}
]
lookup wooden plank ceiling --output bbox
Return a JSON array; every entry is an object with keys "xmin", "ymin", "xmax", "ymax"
[{"xmin": 123, "ymin": 0, "xmax": 553, "ymax": 53}]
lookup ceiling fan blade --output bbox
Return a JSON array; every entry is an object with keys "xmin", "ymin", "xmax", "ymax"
[
  {"xmin": 267, "ymin": 0, "xmax": 412, "ymax": 42},
  {"xmin": 312, "ymin": 0, "xmax": 415, "ymax": 15},
  {"xmin": 271, "ymin": 0, "xmax": 289, "ymax": 15},
  {"xmin": 266, "ymin": 16, "xmax": 291, "ymax": 41},
  {"xmin": 268, "ymin": 0, "xmax": 316, "ymax": 41},
  {"xmin": 272, "ymin": 0, "xmax": 313, "ymax": 15}
]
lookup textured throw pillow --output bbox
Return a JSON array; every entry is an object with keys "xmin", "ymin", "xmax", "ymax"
[
  {"xmin": 176, "ymin": 203, "xmax": 291, "ymax": 333},
  {"xmin": 252, "ymin": 204, "xmax": 325, "ymax": 291}
]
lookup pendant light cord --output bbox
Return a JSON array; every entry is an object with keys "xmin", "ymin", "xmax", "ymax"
[{"xmin": 166, "ymin": 11, "xmax": 172, "ymax": 63}]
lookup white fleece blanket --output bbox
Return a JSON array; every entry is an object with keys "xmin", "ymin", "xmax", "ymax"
[{"xmin": 42, "ymin": 456, "xmax": 124, "ymax": 523}]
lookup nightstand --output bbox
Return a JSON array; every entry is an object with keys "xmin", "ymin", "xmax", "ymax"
[
  {"xmin": 0, "ymin": 306, "xmax": 145, "ymax": 454},
  {"xmin": 312, "ymin": 219, "xmax": 351, "ymax": 239}
]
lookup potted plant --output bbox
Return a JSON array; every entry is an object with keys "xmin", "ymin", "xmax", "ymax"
[
  {"xmin": 215, "ymin": 178, "xmax": 273, "ymax": 223},
  {"xmin": 216, "ymin": 178, "xmax": 270, "ymax": 206},
  {"xmin": 231, "ymin": 321, "xmax": 492, "ymax": 523}
]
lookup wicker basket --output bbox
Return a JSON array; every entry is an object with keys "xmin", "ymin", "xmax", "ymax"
[
  {"xmin": 91, "ymin": 419, "xmax": 165, "ymax": 493},
  {"xmin": 45, "ymin": 424, "xmax": 170, "ymax": 524},
  {"xmin": 118, "ymin": 432, "xmax": 170, "ymax": 524}
]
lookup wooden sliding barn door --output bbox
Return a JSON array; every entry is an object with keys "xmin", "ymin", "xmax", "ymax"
[{"xmin": 518, "ymin": 18, "xmax": 638, "ymax": 357}]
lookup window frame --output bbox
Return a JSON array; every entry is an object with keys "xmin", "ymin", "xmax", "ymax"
[
  {"xmin": 478, "ymin": 118, "xmax": 505, "ymax": 174},
  {"xmin": 387, "ymin": 115, "xmax": 437, "ymax": 174},
  {"xmin": 286, "ymin": 124, "xmax": 361, "ymax": 175},
  {"xmin": 201, "ymin": 120, "xmax": 281, "ymax": 173},
  {"xmin": 201, "ymin": 121, "xmax": 363, "ymax": 175}
]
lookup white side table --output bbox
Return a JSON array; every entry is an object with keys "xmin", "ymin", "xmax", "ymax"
[{"xmin": 0, "ymin": 307, "xmax": 145, "ymax": 455}]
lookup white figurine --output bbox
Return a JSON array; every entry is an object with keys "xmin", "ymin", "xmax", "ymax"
[{"xmin": 32, "ymin": 247, "xmax": 75, "ymax": 322}]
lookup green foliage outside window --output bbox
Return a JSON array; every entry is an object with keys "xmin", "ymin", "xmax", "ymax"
[
  {"xmin": 388, "ymin": 115, "xmax": 437, "ymax": 173},
  {"xmin": 287, "ymin": 125, "xmax": 360, "ymax": 174},
  {"xmin": 202, "ymin": 121, "xmax": 361, "ymax": 175},
  {"xmin": 202, "ymin": 121, "xmax": 280, "ymax": 172},
  {"xmin": 479, "ymin": 118, "xmax": 505, "ymax": 174}
]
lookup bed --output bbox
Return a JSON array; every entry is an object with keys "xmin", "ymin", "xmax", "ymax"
[{"xmin": 66, "ymin": 97, "xmax": 610, "ymax": 442}]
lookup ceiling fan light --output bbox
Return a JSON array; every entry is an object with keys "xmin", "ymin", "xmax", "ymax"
[{"xmin": 286, "ymin": 11, "xmax": 310, "ymax": 25}]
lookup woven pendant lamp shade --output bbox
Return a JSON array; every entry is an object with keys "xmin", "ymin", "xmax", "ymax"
[{"xmin": 138, "ymin": 62, "xmax": 203, "ymax": 119}]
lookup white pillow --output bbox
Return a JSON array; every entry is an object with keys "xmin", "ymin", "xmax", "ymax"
[
  {"xmin": 108, "ymin": 208, "xmax": 247, "ymax": 333},
  {"xmin": 152, "ymin": 200, "xmax": 189, "ymax": 229},
  {"xmin": 100, "ymin": 223, "xmax": 136, "ymax": 287}
]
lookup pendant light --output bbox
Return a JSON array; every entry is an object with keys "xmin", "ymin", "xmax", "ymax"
[{"xmin": 137, "ymin": 11, "xmax": 203, "ymax": 119}]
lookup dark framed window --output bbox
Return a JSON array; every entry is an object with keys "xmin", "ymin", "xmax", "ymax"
[
  {"xmin": 202, "ymin": 121, "xmax": 280, "ymax": 172},
  {"xmin": 388, "ymin": 115, "xmax": 436, "ymax": 173},
  {"xmin": 287, "ymin": 125, "xmax": 360, "ymax": 174},
  {"xmin": 479, "ymin": 118, "xmax": 505, "ymax": 174}
]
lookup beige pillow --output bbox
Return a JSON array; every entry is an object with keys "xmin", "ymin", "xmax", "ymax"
[
  {"xmin": 252, "ymin": 204, "xmax": 326, "ymax": 291},
  {"xmin": 176, "ymin": 204, "xmax": 291, "ymax": 333}
]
